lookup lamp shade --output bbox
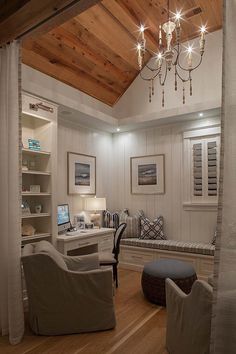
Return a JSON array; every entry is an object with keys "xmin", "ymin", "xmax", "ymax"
[{"xmin": 84, "ymin": 197, "xmax": 106, "ymax": 211}]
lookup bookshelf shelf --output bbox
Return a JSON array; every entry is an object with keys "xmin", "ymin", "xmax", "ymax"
[{"xmin": 21, "ymin": 93, "xmax": 58, "ymax": 246}]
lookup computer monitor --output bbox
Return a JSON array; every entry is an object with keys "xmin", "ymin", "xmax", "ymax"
[{"xmin": 57, "ymin": 204, "xmax": 71, "ymax": 233}]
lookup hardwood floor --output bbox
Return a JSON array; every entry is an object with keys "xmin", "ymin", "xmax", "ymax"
[{"xmin": 0, "ymin": 269, "xmax": 168, "ymax": 354}]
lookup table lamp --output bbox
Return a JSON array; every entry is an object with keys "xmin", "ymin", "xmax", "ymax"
[{"xmin": 84, "ymin": 197, "xmax": 106, "ymax": 228}]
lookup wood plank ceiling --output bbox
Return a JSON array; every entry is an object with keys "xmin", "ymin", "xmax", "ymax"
[{"xmin": 22, "ymin": 0, "xmax": 223, "ymax": 107}]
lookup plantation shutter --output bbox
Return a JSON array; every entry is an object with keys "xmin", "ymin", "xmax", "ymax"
[
  {"xmin": 193, "ymin": 143, "xmax": 203, "ymax": 196},
  {"xmin": 207, "ymin": 141, "xmax": 217, "ymax": 196},
  {"xmin": 191, "ymin": 136, "xmax": 219, "ymax": 202}
]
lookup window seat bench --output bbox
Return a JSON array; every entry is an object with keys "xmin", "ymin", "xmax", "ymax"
[{"xmin": 119, "ymin": 238, "xmax": 215, "ymax": 281}]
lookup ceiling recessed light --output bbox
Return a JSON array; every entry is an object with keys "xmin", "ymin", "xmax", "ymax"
[
  {"xmin": 199, "ymin": 112, "xmax": 203, "ymax": 117},
  {"xmin": 116, "ymin": 128, "xmax": 120, "ymax": 132}
]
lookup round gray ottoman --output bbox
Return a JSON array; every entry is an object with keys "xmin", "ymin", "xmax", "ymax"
[{"xmin": 141, "ymin": 259, "xmax": 197, "ymax": 306}]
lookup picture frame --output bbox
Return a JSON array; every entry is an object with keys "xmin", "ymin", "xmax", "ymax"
[
  {"xmin": 130, "ymin": 154, "xmax": 165, "ymax": 194},
  {"xmin": 67, "ymin": 152, "xmax": 96, "ymax": 195}
]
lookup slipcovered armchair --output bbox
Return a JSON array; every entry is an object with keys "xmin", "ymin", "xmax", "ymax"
[
  {"xmin": 21, "ymin": 241, "xmax": 116, "ymax": 335},
  {"xmin": 165, "ymin": 278, "xmax": 213, "ymax": 354}
]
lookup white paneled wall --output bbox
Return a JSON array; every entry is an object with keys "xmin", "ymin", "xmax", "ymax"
[
  {"xmin": 58, "ymin": 117, "xmax": 218, "ymax": 243},
  {"xmin": 57, "ymin": 119, "xmax": 114, "ymax": 219},
  {"xmin": 112, "ymin": 119, "xmax": 219, "ymax": 243}
]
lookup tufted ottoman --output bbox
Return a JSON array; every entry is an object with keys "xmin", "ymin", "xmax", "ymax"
[{"xmin": 141, "ymin": 259, "xmax": 197, "ymax": 306}]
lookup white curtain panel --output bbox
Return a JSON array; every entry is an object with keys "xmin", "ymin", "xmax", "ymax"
[
  {"xmin": 211, "ymin": 1, "xmax": 236, "ymax": 352},
  {"xmin": 0, "ymin": 41, "xmax": 24, "ymax": 344}
]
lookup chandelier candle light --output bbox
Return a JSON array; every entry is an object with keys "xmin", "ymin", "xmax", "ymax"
[{"xmin": 136, "ymin": 0, "xmax": 206, "ymax": 106}]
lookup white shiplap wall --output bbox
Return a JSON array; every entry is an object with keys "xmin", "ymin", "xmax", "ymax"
[
  {"xmin": 58, "ymin": 117, "xmax": 219, "ymax": 243},
  {"xmin": 112, "ymin": 119, "xmax": 219, "ymax": 243},
  {"xmin": 57, "ymin": 119, "xmax": 114, "ymax": 218}
]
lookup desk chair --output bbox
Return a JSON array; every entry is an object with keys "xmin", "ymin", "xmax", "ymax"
[{"xmin": 99, "ymin": 223, "xmax": 127, "ymax": 288}]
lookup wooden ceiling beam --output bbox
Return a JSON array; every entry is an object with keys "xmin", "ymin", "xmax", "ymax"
[
  {"xmin": 0, "ymin": 0, "xmax": 101, "ymax": 46},
  {"xmin": 0, "ymin": 0, "xmax": 30, "ymax": 22},
  {"xmin": 22, "ymin": 47, "xmax": 118, "ymax": 106}
]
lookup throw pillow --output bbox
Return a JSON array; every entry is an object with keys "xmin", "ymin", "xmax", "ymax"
[
  {"xmin": 139, "ymin": 215, "xmax": 165, "ymax": 240},
  {"xmin": 121, "ymin": 210, "xmax": 144, "ymax": 238}
]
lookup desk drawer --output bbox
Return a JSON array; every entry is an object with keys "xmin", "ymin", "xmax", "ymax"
[
  {"xmin": 121, "ymin": 249, "xmax": 154, "ymax": 266},
  {"xmin": 67, "ymin": 239, "xmax": 97, "ymax": 252},
  {"xmin": 98, "ymin": 234, "xmax": 113, "ymax": 252}
]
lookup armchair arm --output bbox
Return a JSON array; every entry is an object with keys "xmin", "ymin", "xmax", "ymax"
[
  {"xmin": 62, "ymin": 252, "xmax": 100, "ymax": 271},
  {"xmin": 165, "ymin": 278, "xmax": 212, "ymax": 354}
]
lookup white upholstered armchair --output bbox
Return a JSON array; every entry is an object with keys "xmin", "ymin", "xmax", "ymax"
[
  {"xmin": 22, "ymin": 241, "xmax": 116, "ymax": 335},
  {"xmin": 165, "ymin": 278, "xmax": 213, "ymax": 354}
]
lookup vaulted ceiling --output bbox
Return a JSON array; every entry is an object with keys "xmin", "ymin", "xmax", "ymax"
[{"xmin": 22, "ymin": 0, "xmax": 223, "ymax": 107}]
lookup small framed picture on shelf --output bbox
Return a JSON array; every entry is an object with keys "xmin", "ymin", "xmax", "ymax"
[
  {"xmin": 30, "ymin": 185, "xmax": 41, "ymax": 193},
  {"xmin": 28, "ymin": 138, "xmax": 41, "ymax": 151}
]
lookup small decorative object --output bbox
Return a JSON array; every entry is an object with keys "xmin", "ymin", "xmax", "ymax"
[
  {"xmin": 74, "ymin": 214, "xmax": 85, "ymax": 229},
  {"xmin": 30, "ymin": 185, "xmax": 41, "ymax": 193},
  {"xmin": 28, "ymin": 138, "xmax": 41, "ymax": 151},
  {"xmin": 35, "ymin": 204, "xmax": 42, "ymax": 214},
  {"xmin": 29, "ymin": 160, "xmax": 36, "ymax": 170},
  {"xmin": 68, "ymin": 152, "xmax": 96, "ymax": 195},
  {"xmin": 21, "ymin": 201, "xmax": 31, "ymax": 215},
  {"xmin": 22, "ymin": 224, "xmax": 36, "ymax": 236},
  {"xmin": 77, "ymin": 222, "xmax": 85, "ymax": 229},
  {"xmin": 85, "ymin": 223, "xmax": 94, "ymax": 229},
  {"xmin": 22, "ymin": 159, "xmax": 28, "ymax": 171},
  {"xmin": 130, "ymin": 154, "xmax": 165, "ymax": 194}
]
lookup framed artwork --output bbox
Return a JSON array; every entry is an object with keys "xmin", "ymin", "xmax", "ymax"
[
  {"xmin": 130, "ymin": 154, "xmax": 165, "ymax": 194},
  {"xmin": 67, "ymin": 152, "xmax": 96, "ymax": 195}
]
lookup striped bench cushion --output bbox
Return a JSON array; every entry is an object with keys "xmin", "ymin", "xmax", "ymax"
[{"xmin": 120, "ymin": 238, "xmax": 215, "ymax": 256}]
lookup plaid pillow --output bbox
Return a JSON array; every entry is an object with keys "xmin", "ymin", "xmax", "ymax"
[{"xmin": 139, "ymin": 216, "xmax": 165, "ymax": 240}]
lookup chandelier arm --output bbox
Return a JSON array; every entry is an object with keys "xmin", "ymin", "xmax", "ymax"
[
  {"xmin": 139, "ymin": 71, "xmax": 155, "ymax": 82},
  {"xmin": 177, "ymin": 52, "xmax": 203, "ymax": 72},
  {"xmin": 172, "ymin": 46, "xmax": 180, "ymax": 65},
  {"xmin": 175, "ymin": 67, "xmax": 190, "ymax": 83},
  {"xmin": 145, "ymin": 62, "xmax": 162, "ymax": 72},
  {"xmin": 175, "ymin": 64, "xmax": 195, "ymax": 84}
]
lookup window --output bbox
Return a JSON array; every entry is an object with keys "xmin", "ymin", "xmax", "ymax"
[{"xmin": 183, "ymin": 127, "xmax": 220, "ymax": 208}]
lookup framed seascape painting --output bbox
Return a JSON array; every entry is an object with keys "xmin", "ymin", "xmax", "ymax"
[
  {"xmin": 130, "ymin": 154, "xmax": 165, "ymax": 194},
  {"xmin": 67, "ymin": 152, "xmax": 96, "ymax": 195}
]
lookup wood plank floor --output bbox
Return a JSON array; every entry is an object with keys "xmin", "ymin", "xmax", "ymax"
[{"xmin": 0, "ymin": 269, "xmax": 168, "ymax": 354}]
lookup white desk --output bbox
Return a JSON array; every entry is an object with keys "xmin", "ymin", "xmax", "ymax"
[{"xmin": 57, "ymin": 228, "xmax": 115, "ymax": 255}]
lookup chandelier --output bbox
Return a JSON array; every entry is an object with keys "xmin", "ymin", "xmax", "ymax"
[{"xmin": 136, "ymin": 0, "xmax": 206, "ymax": 106}]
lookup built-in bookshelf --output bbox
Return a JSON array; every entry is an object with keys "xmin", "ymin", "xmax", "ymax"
[{"xmin": 21, "ymin": 93, "xmax": 57, "ymax": 245}]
